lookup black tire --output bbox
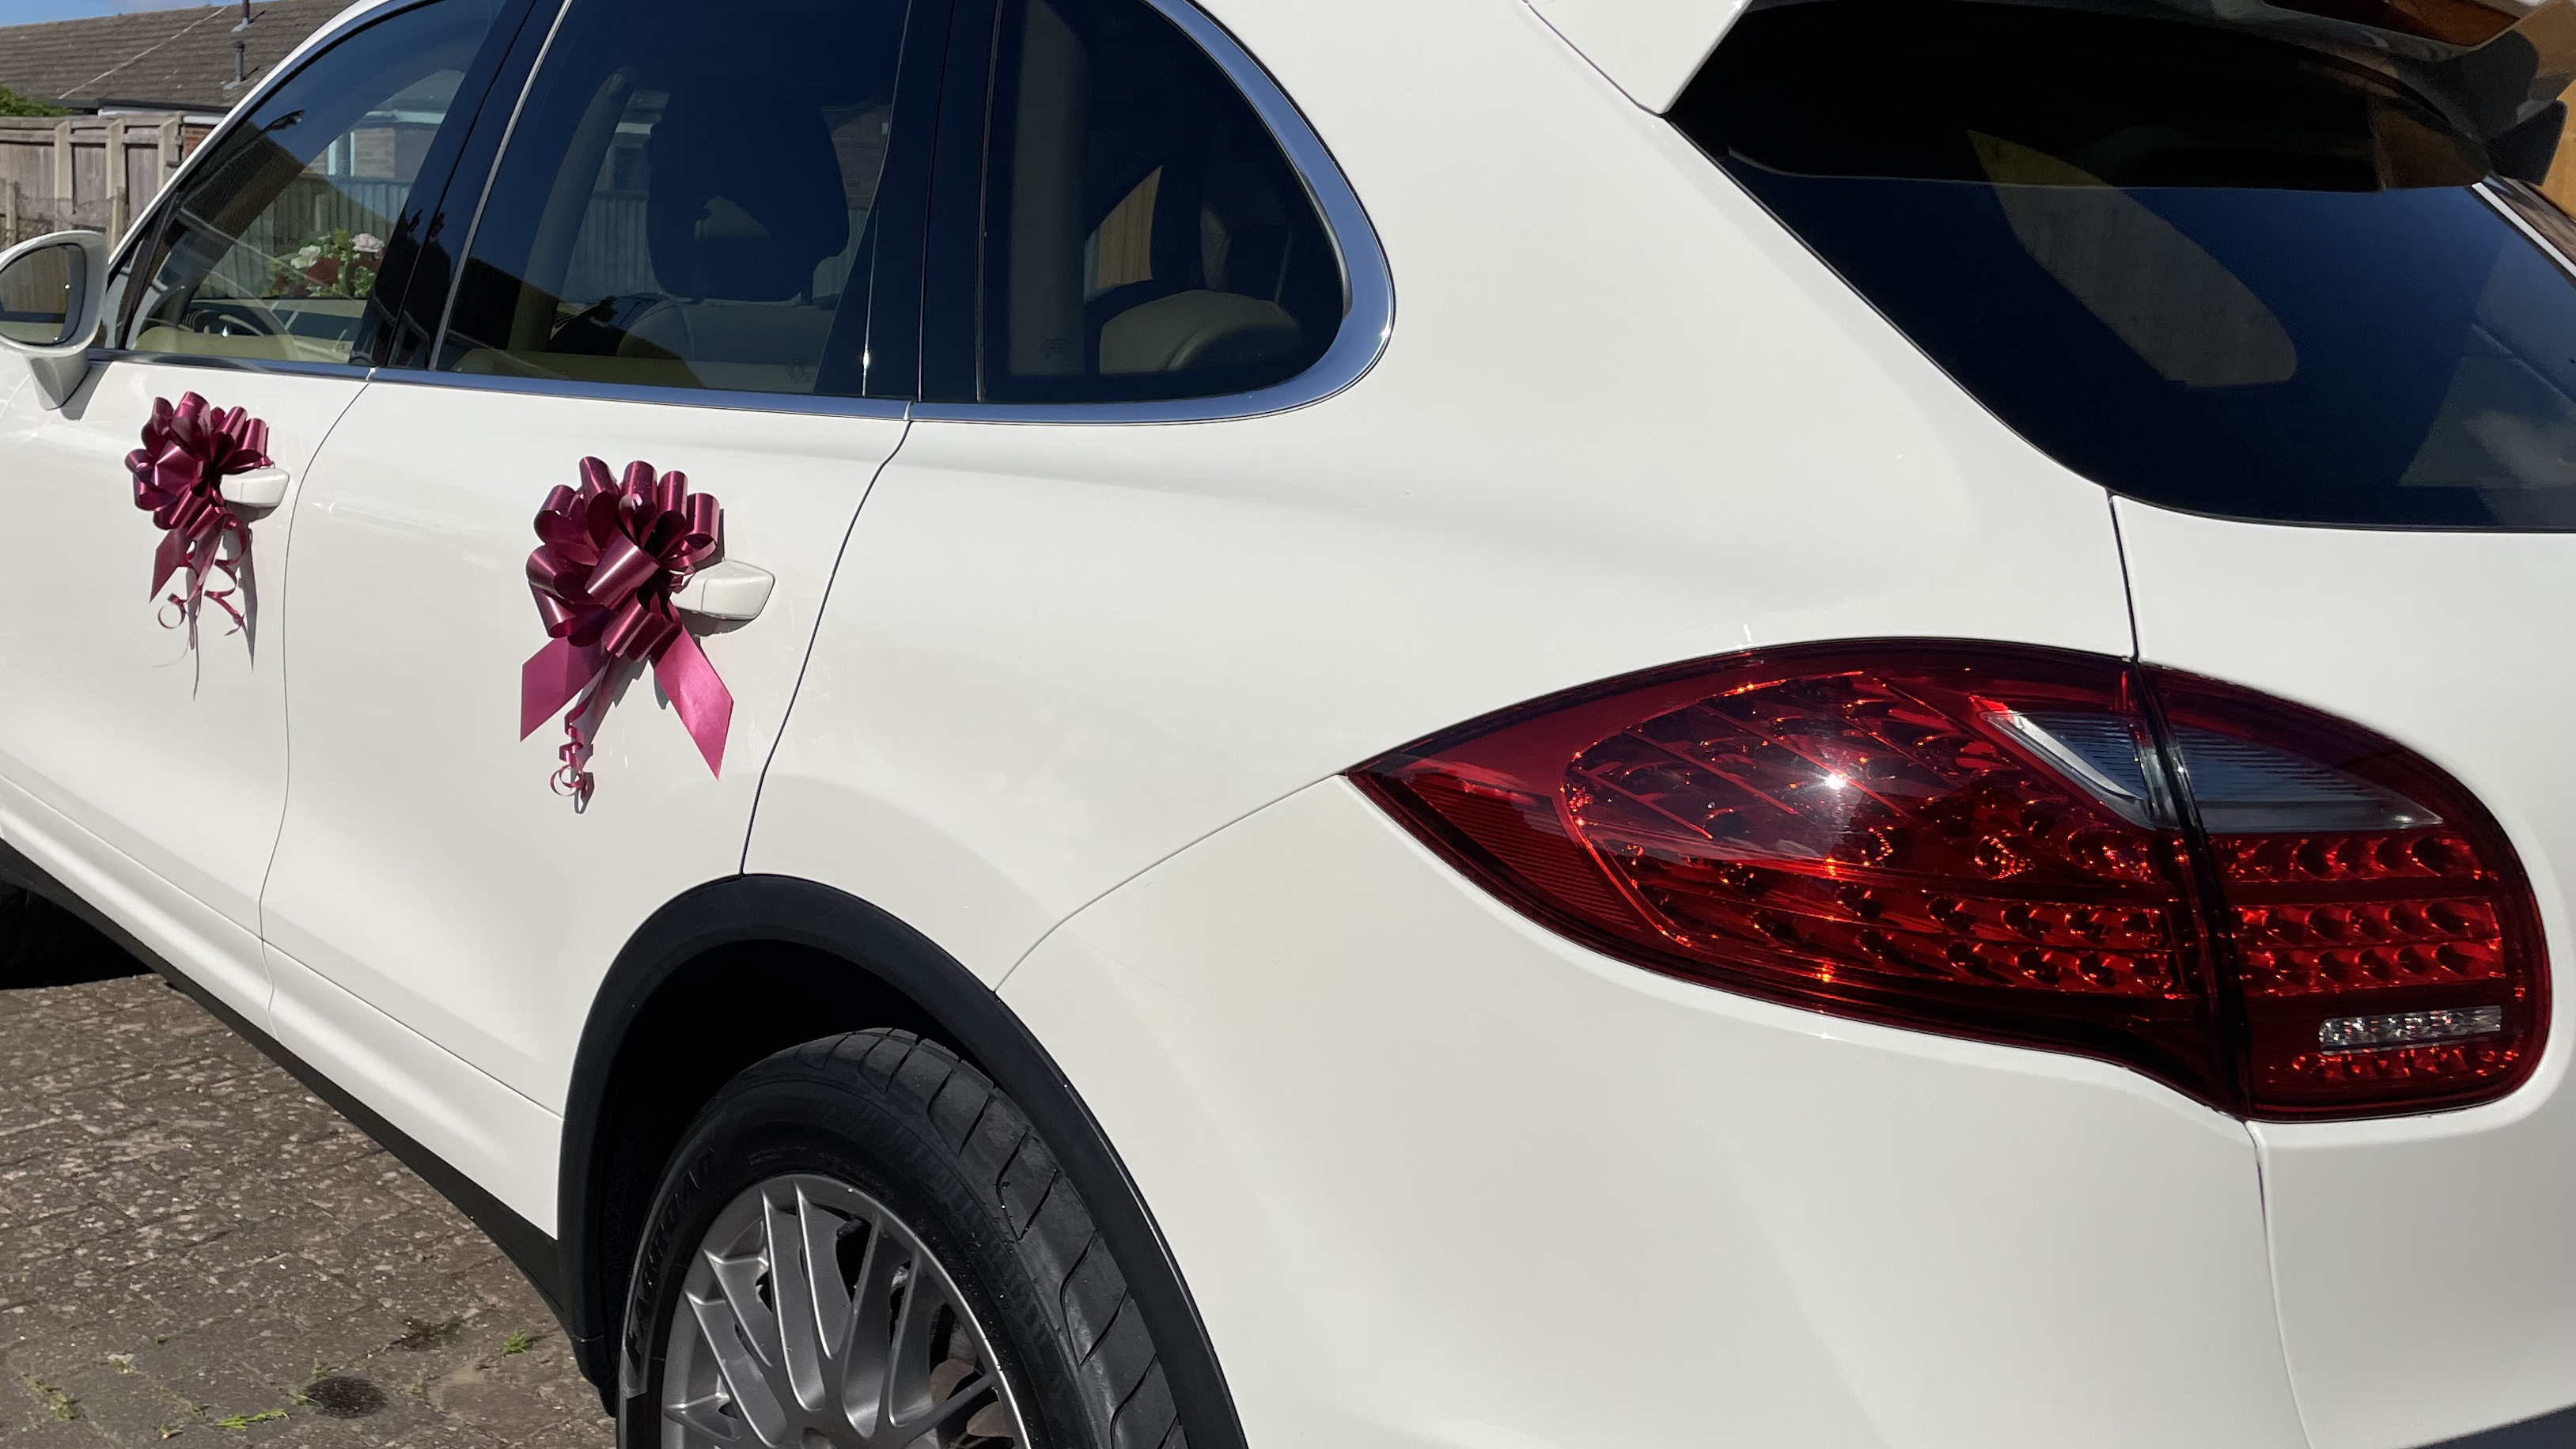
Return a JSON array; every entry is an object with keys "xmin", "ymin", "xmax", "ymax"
[{"xmin": 619, "ymin": 1030, "xmax": 1185, "ymax": 1449}]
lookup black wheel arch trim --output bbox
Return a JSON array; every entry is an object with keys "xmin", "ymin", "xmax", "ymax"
[{"xmin": 563, "ymin": 872, "xmax": 1252, "ymax": 1449}]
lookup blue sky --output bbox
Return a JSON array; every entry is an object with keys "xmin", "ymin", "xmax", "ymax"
[{"xmin": 0, "ymin": 0, "xmax": 208, "ymax": 22}]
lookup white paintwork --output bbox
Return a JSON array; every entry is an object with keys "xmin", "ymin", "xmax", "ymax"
[
  {"xmin": 0, "ymin": 0, "xmax": 2559, "ymax": 1442},
  {"xmin": 257, "ymin": 380, "xmax": 904, "ymax": 1116},
  {"xmin": 0, "ymin": 770, "xmax": 271, "ymax": 1023},
  {"xmin": 1001, "ymin": 778, "xmax": 2311, "ymax": 1449},
  {"xmin": 672, "ymin": 558, "xmax": 775, "ymax": 622},
  {"xmin": 1525, "ymin": 0, "xmax": 1744, "ymax": 111},
  {"xmin": 750, "ymin": 0, "xmax": 2135, "ymax": 982},
  {"xmin": 220, "ymin": 466, "xmax": 292, "ymax": 511},
  {"xmin": 265, "ymin": 944, "xmax": 563, "ymax": 1230},
  {"xmin": 2117, "ymin": 498, "xmax": 2576, "ymax": 1449},
  {"xmin": 0, "ymin": 360, "xmax": 364, "ymax": 1010}
]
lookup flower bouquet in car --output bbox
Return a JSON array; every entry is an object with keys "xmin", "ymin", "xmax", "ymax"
[{"xmin": 265, "ymin": 228, "xmax": 385, "ymax": 300}]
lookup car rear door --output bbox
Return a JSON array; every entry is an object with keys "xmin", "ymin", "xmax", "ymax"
[
  {"xmin": 253, "ymin": 0, "xmax": 937, "ymax": 1223},
  {"xmin": 0, "ymin": 0, "xmax": 517, "ymax": 1021}
]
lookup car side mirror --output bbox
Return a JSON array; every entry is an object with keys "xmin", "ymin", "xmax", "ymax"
[{"xmin": 0, "ymin": 230, "xmax": 111, "ymax": 410}]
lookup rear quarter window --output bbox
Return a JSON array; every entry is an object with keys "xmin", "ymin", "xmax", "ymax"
[{"xmin": 1673, "ymin": 1, "xmax": 2576, "ymax": 530}]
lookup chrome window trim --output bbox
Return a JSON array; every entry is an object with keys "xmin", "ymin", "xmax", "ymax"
[
  {"xmin": 85, "ymin": 350, "xmax": 373, "ymax": 381},
  {"xmin": 911, "ymin": 0, "xmax": 1395, "ymax": 425},
  {"xmin": 367, "ymin": 365, "xmax": 913, "ymax": 419},
  {"xmin": 2477, "ymin": 179, "xmax": 2576, "ymax": 279}
]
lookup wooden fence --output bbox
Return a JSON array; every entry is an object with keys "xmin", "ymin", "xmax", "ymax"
[{"xmin": 1, "ymin": 115, "xmax": 214, "ymax": 250}]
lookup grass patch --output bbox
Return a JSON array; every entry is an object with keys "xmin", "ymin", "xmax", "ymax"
[
  {"xmin": 213, "ymin": 1409, "xmax": 285, "ymax": 1428},
  {"xmin": 501, "ymin": 1327, "xmax": 533, "ymax": 1355},
  {"xmin": 21, "ymin": 1375, "xmax": 79, "ymax": 1423}
]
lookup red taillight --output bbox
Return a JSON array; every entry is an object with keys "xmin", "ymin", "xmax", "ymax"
[
  {"xmin": 2154, "ymin": 675, "xmax": 2544, "ymax": 1116},
  {"xmin": 1352, "ymin": 642, "xmax": 2545, "ymax": 1120}
]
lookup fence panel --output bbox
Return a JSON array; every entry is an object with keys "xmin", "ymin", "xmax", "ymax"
[{"xmin": 0, "ymin": 116, "xmax": 209, "ymax": 250}]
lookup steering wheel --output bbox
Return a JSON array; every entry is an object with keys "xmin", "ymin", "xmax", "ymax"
[{"xmin": 184, "ymin": 296, "xmax": 290, "ymax": 339}]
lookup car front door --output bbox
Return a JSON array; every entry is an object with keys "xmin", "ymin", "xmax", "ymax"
[
  {"xmin": 255, "ymin": 0, "xmax": 932, "ymax": 1216},
  {"xmin": 0, "ymin": 0, "xmax": 511, "ymax": 1020}
]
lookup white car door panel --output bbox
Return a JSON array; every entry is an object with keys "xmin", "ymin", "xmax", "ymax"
[
  {"xmin": 0, "ymin": 0, "xmax": 504, "ymax": 1016},
  {"xmin": 263, "ymin": 945, "xmax": 565, "ymax": 1231},
  {"xmin": 261, "ymin": 384, "xmax": 905, "ymax": 1108},
  {"xmin": 256, "ymin": 0, "xmax": 922, "ymax": 1112},
  {"xmin": 0, "ymin": 768, "xmax": 272, "ymax": 1018},
  {"xmin": 0, "ymin": 365, "xmax": 358, "ymax": 934}
]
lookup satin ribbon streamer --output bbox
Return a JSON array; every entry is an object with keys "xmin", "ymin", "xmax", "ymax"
[
  {"xmin": 519, "ymin": 457, "xmax": 735, "ymax": 804},
  {"xmin": 127, "ymin": 392, "xmax": 270, "ymax": 643}
]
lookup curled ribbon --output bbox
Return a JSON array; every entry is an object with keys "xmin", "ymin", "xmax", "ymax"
[
  {"xmin": 519, "ymin": 457, "xmax": 735, "ymax": 805},
  {"xmin": 127, "ymin": 392, "xmax": 270, "ymax": 643}
]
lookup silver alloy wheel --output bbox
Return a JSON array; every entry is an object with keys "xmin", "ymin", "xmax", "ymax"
[{"xmin": 661, "ymin": 1173, "xmax": 1032, "ymax": 1449}]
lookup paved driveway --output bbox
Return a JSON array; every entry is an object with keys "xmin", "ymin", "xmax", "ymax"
[{"xmin": 2, "ymin": 951, "xmax": 612, "ymax": 1447}]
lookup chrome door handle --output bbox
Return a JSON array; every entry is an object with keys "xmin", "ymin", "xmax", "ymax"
[
  {"xmin": 221, "ymin": 467, "xmax": 290, "ymax": 509},
  {"xmin": 673, "ymin": 558, "xmax": 775, "ymax": 622}
]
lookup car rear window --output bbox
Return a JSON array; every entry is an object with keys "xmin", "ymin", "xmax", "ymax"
[{"xmin": 1672, "ymin": 1, "xmax": 2576, "ymax": 530}]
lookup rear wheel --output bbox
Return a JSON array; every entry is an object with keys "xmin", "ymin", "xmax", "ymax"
[{"xmin": 621, "ymin": 1031, "xmax": 1184, "ymax": 1449}]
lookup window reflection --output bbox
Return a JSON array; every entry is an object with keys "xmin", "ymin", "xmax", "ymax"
[{"xmin": 123, "ymin": 0, "xmax": 498, "ymax": 364}]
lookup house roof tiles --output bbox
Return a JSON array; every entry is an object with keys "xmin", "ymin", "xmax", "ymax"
[{"xmin": 0, "ymin": 0, "xmax": 350, "ymax": 114}]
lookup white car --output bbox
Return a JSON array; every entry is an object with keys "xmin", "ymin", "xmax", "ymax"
[{"xmin": 4, "ymin": 0, "xmax": 2574, "ymax": 1444}]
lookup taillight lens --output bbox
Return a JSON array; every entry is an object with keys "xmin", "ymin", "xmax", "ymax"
[
  {"xmin": 2157, "ymin": 675, "xmax": 2546, "ymax": 1116},
  {"xmin": 1352, "ymin": 642, "xmax": 2545, "ymax": 1119}
]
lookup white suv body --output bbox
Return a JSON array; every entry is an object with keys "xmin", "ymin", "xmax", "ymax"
[{"xmin": 3, "ymin": 0, "xmax": 2574, "ymax": 1447}]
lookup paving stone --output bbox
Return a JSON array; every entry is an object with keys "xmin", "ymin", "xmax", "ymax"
[{"xmin": 0, "ymin": 972, "xmax": 611, "ymax": 1445}]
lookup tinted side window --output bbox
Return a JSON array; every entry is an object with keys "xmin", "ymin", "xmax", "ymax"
[
  {"xmin": 120, "ymin": 0, "xmax": 503, "ymax": 365},
  {"xmin": 435, "ymin": 0, "xmax": 912, "ymax": 396},
  {"xmin": 977, "ymin": 0, "xmax": 1342, "ymax": 403},
  {"xmin": 1675, "ymin": 1, "xmax": 2576, "ymax": 530}
]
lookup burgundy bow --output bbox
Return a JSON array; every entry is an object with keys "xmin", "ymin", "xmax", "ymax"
[
  {"xmin": 519, "ymin": 458, "xmax": 735, "ymax": 803},
  {"xmin": 127, "ymin": 392, "xmax": 270, "ymax": 640}
]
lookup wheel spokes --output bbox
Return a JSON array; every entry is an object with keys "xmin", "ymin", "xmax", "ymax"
[
  {"xmin": 665, "ymin": 1174, "xmax": 1029, "ymax": 1449},
  {"xmin": 763, "ymin": 1186, "xmax": 843, "ymax": 1413},
  {"xmin": 882, "ymin": 1261, "xmax": 949, "ymax": 1432},
  {"xmin": 684, "ymin": 1284, "xmax": 791, "ymax": 1446},
  {"xmin": 801, "ymin": 1187, "xmax": 858, "ymax": 1359},
  {"xmin": 668, "ymin": 1388, "xmax": 750, "ymax": 1444},
  {"xmin": 839, "ymin": 1217, "xmax": 908, "ymax": 1436}
]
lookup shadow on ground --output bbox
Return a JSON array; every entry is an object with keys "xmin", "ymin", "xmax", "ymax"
[
  {"xmin": 1, "ymin": 932, "xmax": 147, "ymax": 992},
  {"xmin": 2, "ymin": 888, "xmax": 150, "ymax": 991}
]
